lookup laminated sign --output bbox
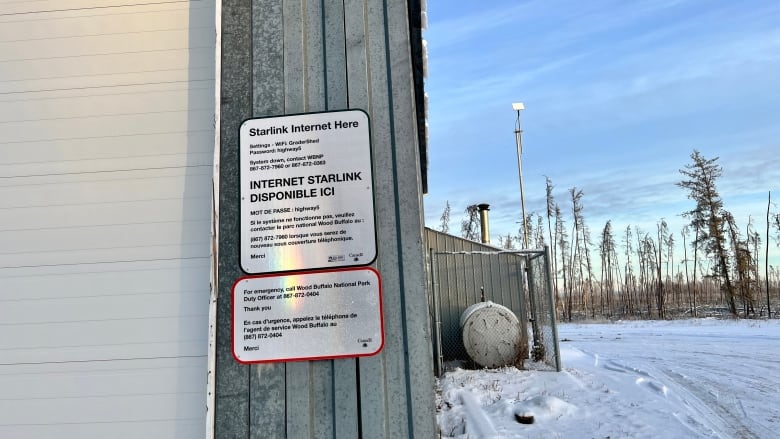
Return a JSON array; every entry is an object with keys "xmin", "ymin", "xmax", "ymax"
[
  {"xmin": 239, "ymin": 110, "xmax": 377, "ymax": 274},
  {"xmin": 232, "ymin": 268, "xmax": 384, "ymax": 363}
]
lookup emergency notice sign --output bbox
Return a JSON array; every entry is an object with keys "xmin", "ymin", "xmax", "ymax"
[
  {"xmin": 232, "ymin": 267, "xmax": 384, "ymax": 363},
  {"xmin": 239, "ymin": 110, "xmax": 376, "ymax": 274}
]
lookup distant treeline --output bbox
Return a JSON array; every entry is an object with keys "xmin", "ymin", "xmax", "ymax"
[{"xmin": 440, "ymin": 150, "xmax": 780, "ymax": 320}]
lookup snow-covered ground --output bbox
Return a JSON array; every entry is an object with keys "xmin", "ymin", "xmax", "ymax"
[{"xmin": 437, "ymin": 319, "xmax": 780, "ymax": 438}]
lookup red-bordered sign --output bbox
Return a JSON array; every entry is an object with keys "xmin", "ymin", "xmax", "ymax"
[{"xmin": 232, "ymin": 267, "xmax": 384, "ymax": 364}]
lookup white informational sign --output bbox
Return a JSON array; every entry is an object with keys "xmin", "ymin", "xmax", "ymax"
[
  {"xmin": 232, "ymin": 268, "xmax": 384, "ymax": 363},
  {"xmin": 239, "ymin": 110, "xmax": 376, "ymax": 274}
]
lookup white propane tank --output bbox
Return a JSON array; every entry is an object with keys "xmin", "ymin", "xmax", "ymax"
[{"xmin": 460, "ymin": 301, "xmax": 522, "ymax": 368}]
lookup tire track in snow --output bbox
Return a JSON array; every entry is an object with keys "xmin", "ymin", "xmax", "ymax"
[
  {"xmin": 571, "ymin": 347, "xmax": 734, "ymax": 438},
  {"xmin": 659, "ymin": 366, "xmax": 769, "ymax": 439}
]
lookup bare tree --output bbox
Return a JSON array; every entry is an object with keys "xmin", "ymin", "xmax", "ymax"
[
  {"xmin": 623, "ymin": 225, "xmax": 635, "ymax": 316},
  {"xmin": 681, "ymin": 226, "xmax": 696, "ymax": 317},
  {"xmin": 566, "ymin": 187, "xmax": 596, "ymax": 317},
  {"xmin": 636, "ymin": 229, "xmax": 657, "ymax": 318},
  {"xmin": 523, "ymin": 213, "xmax": 536, "ymax": 248},
  {"xmin": 746, "ymin": 217, "xmax": 761, "ymax": 316},
  {"xmin": 569, "ymin": 187, "xmax": 587, "ymax": 317},
  {"xmin": 544, "ymin": 176, "xmax": 559, "ymax": 296},
  {"xmin": 767, "ymin": 192, "xmax": 772, "ymax": 318},
  {"xmin": 725, "ymin": 212, "xmax": 759, "ymax": 317},
  {"xmin": 534, "ymin": 214, "xmax": 546, "ymax": 249},
  {"xmin": 666, "ymin": 230, "xmax": 676, "ymax": 310},
  {"xmin": 439, "ymin": 200, "xmax": 451, "ymax": 233},
  {"xmin": 773, "ymin": 195, "xmax": 780, "ymax": 244},
  {"xmin": 555, "ymin": 204, "xmax": 571, "ymax": 321},
  {"xmin": 460, "ymin": 204, "xmax": 480, "ymax": 241},
  {"xmin": 692, "ymin": 224, "xmax": 701, "ymax": 316},
  {"xmin": 656, "ymin": 220, "xmax": 668, "ymax": 318},
  {"xmin": 582, "ymin": 222, "xmax": 596, "ymax": 318},
  {"xmin": 501, "ymin": 234, "xmax": 516, "ymax": 250},
  {"xmin": 599, "ymin": 221, "xmax": 618, "ymax": 317}
]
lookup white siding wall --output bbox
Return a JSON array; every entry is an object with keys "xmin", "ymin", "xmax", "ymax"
[{"xmin": 0, "ymin": 1, "xmax": 214, "ymax": 437}]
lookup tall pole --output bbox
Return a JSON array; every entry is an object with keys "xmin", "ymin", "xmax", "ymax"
[
  {"xmin": 513, "ymin": 103, "xmax": 540, "ymax": 361},
  {"xmin": 513, "ymin": 103, "xmax": 529, "ymax": 248},
  {"xmin": 767, "ymin": 191, "xmax": 772, "ymax": 318}
]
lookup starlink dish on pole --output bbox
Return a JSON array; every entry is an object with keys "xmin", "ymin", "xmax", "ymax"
[{"xmin": 512, "ymin": 102, "xmax": 529, "ymax": 248}]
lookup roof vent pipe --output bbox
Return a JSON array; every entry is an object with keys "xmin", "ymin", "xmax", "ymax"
[{"xmin": 477, "ymin": 203, "xmax": 490, "ymax": 244}]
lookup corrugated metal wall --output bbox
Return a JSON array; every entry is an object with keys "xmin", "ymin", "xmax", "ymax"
[
  {"xmin": 0, "ymin": 2, "xmax": 214, "ymax": 437},
  {"xmin": 214, "ymin": 1, "xmax": 435, "ymax": 438},
  {"xmin": 424, "ymin": 228, "xmax": 529, "ymax": 362}
]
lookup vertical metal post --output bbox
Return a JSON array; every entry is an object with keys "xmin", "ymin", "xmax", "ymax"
[
  {"xmin": 543, "ymin": 246, "xmax": 562, "ymax": 371},
  {"xmin": 525, "ymin": 254, "xmax": 543, "ymax": 362},
  {"xmin": 430, "ymin": 249, "xmax": 443, "ymax": 377}
]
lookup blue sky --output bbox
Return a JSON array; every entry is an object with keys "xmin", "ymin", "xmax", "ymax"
[{"xmin": 422, "ymin": 0, "xmax": 780, "ymax": 267}]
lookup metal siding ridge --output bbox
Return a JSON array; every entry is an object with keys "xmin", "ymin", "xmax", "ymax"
[
  {"xmin": 247, "ymin": 1, "xmax": 287, "ymax": 438},
  {"xmin": 303, "ymin": 3, "xmax": 338, "ymax": 438},
  {"xmin": 351, "ymin": 1, "xmax": 390, "ymax": 437},
  {"xmin": 215, "ymin": 0, "xmax": 252, "ymax": 438},
  {"xmin": 282, "ymin": 0, "xmax": 314, "ymax": 437},
  {"xmin": 324, "ymin": 2, "xmax": 360, "ymax": 437},
  {"xmin": 323, "ymin": 0, "xmax": 346, "ymax": 112},
  {"xmin": 380, "ymin": 0, "xmax": 435, "ymax": 436}
]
